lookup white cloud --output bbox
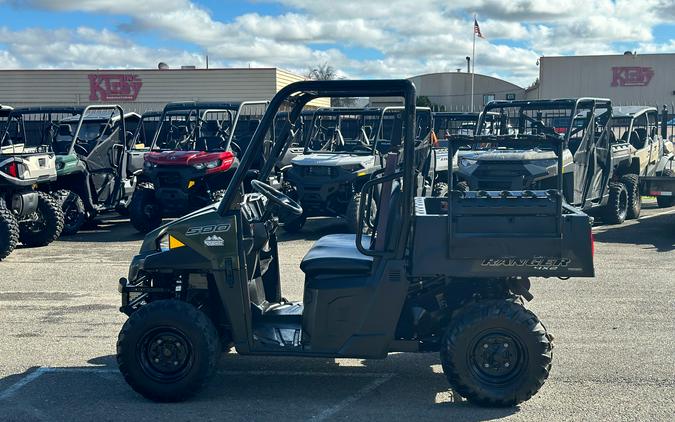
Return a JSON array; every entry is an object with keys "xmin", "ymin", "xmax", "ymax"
[{"xmin": 2, "ymin": 0, "xmax": 675, "ymax": 87}]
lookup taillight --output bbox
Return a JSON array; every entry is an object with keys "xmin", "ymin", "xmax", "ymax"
[
  {"xmin": 590, "ymin": 232, "xmax": 595, "ymax": 257},
  {"xmin": 3, "ymin": 162, "xmax": 18, "ymax": 177}
]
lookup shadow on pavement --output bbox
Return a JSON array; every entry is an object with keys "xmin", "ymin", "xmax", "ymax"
[
  {"xmin": 0, "ymin": 353, "xmax": 519, "ymax": 421},
  {"xmin": 593, "ymin": 210, "xmax": 674, "ymax": 252}
]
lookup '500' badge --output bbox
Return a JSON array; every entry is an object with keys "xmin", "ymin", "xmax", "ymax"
[{"xmin": 186, "ymin": 224, "xmax": 231, "ymax": 236}]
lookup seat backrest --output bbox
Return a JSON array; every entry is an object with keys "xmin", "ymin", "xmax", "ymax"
[{"xmin": 628, "ymin": 130, "xmax": 644, "ymax": 149}]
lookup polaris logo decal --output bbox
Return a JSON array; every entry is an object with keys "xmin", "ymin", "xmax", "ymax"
[
  {"xmin": 204, "ymin": 235, "xmax": 225, "ymax": 247},
  {"xmin": 186, "ymin": 224, "xmax": 231, "ymax": 236},
  {"xmin": 482, "ymin": 257, "xmax": 571, "ymax": 270}
]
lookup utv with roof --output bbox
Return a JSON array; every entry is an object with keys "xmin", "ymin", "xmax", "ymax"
[
  {"xmin": 0, "ymin": 106, "xmax": 64, "ymax": 260},
  {"xmin": 281, "ymin": 107, "xmax": 433, "ymax": 233},
  {"xmin": 610, "ymin": 106, "xmax": 675, "ymax": 212},
  {"xmin": 43, "ymin": 106, "xmax": 140, "ymax": 235},
  {"xmin": 116, "ymin": 80, "xmax": 595, "ymax": 407},
  {"xmin": 455, "ymin": 99, "xmax": 634, "ymax": 224},
  {"xmin": 129, "ymin": 101, "xmax": 267, "ymax": 234}
]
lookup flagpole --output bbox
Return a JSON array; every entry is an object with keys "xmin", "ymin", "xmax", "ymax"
[{"xmin": 471, "ymin": 14, "xmax": 476, "ymax": 113}]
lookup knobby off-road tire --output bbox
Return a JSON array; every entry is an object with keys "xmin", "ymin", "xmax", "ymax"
[
  {"xmin": 603, "ymin": 182, "xmax": 628, "ymax": 225},
  {"xmin": 656, "ymin": 169, "xmax": 675, "ymax": 208},
  {"xmin": 129, "ymin": 184, "xmax": 162, "ymax": 234},
  {"xmin": 283, "ymin": 214, "xmax": 306, "ymax": 233},
  {"xmin": 455, "ymin": 181, "xmax": 469, "ymax": 192},
  {"xmin": 0, "ymin": 198, "xmax": 19, "ymax": 261},
  {"xmin": 440, "ymin": 299, "xmax": 553, "ymax": 407},
  {"xmin": 345, "ymin": 192, "xmax": 377, "ymax": 234},
  {"xmin": 117, "ymin": 300, "xmax": 221, "ymax": 402},
  {"xmin": 620, "ymin": 174, "xmax": 641, "ymax": 219},
  {"xmin": 19, "ymin": 192, "xmax": 64, "ymax": 247},
  {"xmin": 55, "ymin": 189, "xmax": 87, "ymax": 235},
  {"xmin": 433, "ymin": 182, "xmax": 449, "ymax": 197}
]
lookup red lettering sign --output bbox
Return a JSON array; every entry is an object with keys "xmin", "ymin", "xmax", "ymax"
[
  {"xmin": 611, "ymin": 67, "xmax": 654, "ymax": 87},
  {"xmin": 88, "ymin": 74, "xmax": 143, "ymax": 101}
]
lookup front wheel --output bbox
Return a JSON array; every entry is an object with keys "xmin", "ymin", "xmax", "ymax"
[
  {"xmin": 433, "ymin": 182, "xmax": 449, "ymax": 197},
  {"xmin": 117, "ymin": 300, "xmax": 221, "ymax": 402},
  {"xmin": 129, "ymin": 186, "xmax": 162, "ymax": 234},
  {"xmin": 19, "ymin": 192, "xmax": 64, "ymax": 247},
  {"xmin": 441, "ymin": 300, "xmax": 553, "ymax": 407},
  {"xmin": 345, "ymin": 192, "xmax": 376, "ymax": 234},
  {"xmin": 0, "ymin": 198, "xmax": 19, "ymax": 261}
]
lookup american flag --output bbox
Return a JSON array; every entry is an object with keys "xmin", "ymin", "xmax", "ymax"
[{"xmin": 474, "ymin": 18, "xmax": 484, "ymax": 38}]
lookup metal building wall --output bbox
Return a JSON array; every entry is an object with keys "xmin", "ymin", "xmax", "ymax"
[
  {"xmin": 0, "ymin": 68, "xmax": 328, "ymax": 113},
  {"xmin": 537, "ymin": 54, "xmax": 675, "ymax": 111}
]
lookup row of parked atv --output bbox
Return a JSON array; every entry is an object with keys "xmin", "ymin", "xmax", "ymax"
[{"xmin": 1, "ymin": 97, "xmax": 673, "ymax": 262}]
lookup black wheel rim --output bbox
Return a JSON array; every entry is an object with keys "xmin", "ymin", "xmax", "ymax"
[
  {"xmin": 23, "ymin": 211, "xmax": 46, "ymax": 233},
  {"xmin": 468, "ymin": 329, "xmax": 527, "ymax": 386},
  {"xmin": 63, "ymin": 199, "xmax": 81, "ymax": 229},
  {"xmin": 138, "ymin": 327, "xmax": 194, "ymax": 383},
  {"xmin": 619, "ymin": 190, "xmax": 627, "ymax": 219}
]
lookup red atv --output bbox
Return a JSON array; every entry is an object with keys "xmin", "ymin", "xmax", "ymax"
[{"xmin": 129, "ymin": 101, "xmax": 266, "ymax": 233}]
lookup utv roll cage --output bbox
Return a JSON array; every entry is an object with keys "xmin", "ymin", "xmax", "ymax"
[
  {"xmin": 219, "ymin": 80, "xmax": 417, "ymax": 254},
  {"xmin": 150, "ymin": 101, "xmax": 268, "ymax": 153},
  {"xmin": 0, "ymin": 106, "xmax": 84, "ymax": 153}
]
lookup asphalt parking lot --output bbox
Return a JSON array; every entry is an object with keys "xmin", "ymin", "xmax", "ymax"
[{"xmin": 0, "ymin": 200, "xmax": 673, "ymax": 421}]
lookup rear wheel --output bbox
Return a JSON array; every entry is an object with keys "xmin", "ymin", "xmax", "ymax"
[
  {"xmin": 117, "ymin": 300, "xmax": 221, "ymax": 402},
  {"xmin": 603, "ymin": 182, "xmax": 628, "ymax": 225},
  {"xmin": 0, "ymin": 198, "xmax": 19, "ymax": 261},
  {"xmin": 440, "ymin": 300, "xmax": 553, "ymax": 407},
  {"xmin": 19, "ymin": 192, "xmax": 64, "ymax": 247},
  {"xmin": 656, "ymin": 169, "xmax": 674, "ymax": 208},
  {"xmin": 620, "ymin": 174, "xmax": 641, "ymax": 219},
  {"xmin": 129, "ymin": 185, "xmax": 162, "ymax": 234},
  {"xmin": 56, "ymin": 190, "xmax": 87, "ymax": 235}
]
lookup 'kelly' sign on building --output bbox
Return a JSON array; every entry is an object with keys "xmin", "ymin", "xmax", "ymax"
[
  {"xmin": 89, "ymin": 74, "xmax": 143, "ymax": 101},
  {"xmin": 611, "ymin": 66, "xmax": 654, "ymax": 87}
]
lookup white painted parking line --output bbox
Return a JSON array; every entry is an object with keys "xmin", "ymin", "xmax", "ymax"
[
  {"xmin": 0, "ymin": 367, "xmax": 117, "ymax": 401},
  {"xmin": 637, "ymin": 208, "xmax": 675, "ymax": 220},
  {"xmin": 311, "ymin": 373, "xmax": 395, "ymax": 421}
]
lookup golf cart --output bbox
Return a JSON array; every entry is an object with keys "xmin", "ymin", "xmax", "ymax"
[
  {"xmin": 129, "ymin": 101, "xmax": 268, "ymax": 233},
  {"xmin": 0, "ymin": 106, "xmax": 64, "ymax": 260},
  {"xmin": 610, "ymin": 106, "xmax": 675, "ymax": 212},
  {"xmin": 44, "ymin": 106, "xmax": 141, "ymax": 234},
  {"xmin": 281, "ymin": 106, "xmax": 432, "ymax": 233},
  {"xmin": 116, "ymin": 80, "xmax": 595, "ymax": 406},
  {"xmin": 455, "ymin": 99, "xmax": 633, "ymax": 224}
]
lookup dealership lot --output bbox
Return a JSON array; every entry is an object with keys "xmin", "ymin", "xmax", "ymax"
[{"xmin": 0, "ymin": 201, "xmax": 673, "ymax": 422}]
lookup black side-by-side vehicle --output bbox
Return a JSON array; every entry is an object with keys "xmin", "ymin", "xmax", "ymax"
[{"xmin": 116, "ymin": 80, "xmax": 594, "ymax": 407}]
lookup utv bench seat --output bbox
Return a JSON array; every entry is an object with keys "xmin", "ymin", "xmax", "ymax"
[{"xmin": 300, "ymin": 234, "xmax": 373, "ymax": 276}]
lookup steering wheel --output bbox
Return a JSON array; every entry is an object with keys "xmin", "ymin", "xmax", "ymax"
[
  {"xmin": 229, "ymin": 141, "xmax": 242, "ymax": 156},
  {"xmin": 250, "ymin": 179, "xmax": 303, "ymax": 216}
]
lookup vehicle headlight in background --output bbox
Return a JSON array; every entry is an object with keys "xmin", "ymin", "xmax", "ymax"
[
  {"xmin": 533, "ymin": 159, "xmax": 559, "ymax": 168},
  {"xmin": 193, "ymin": 159, "xmax": 221, "ymax": 170},
  {"xmin": 460, "ymin": 158, "xmax": 478, "ymax": 167}
]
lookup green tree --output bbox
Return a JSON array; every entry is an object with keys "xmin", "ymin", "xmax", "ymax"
[
  {"xmin": 306, "ymin": 63, "xmax": 357, "ymax": 107},
  {"xmin": 416, "ymin": 96, "xmax": 433, "ymax": 108}
]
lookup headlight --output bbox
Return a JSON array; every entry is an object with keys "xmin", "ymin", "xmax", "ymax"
[
  {"xmin": 532, "ymin": 159, "xmax": 559, "ymax": 168},
  {"xmin": 157, "ymin": 234, "xmax": 185, "ymax": 251},
  {"xmin": 193, "ymin": 159, "xmax": 221, "ymax": 170},
  {"xmin": 460, "ymin": 158, "xmax": 478, "ymax": 167},
  {"xmin": 343, "ymin": 164, "xmax": 364, "ymax": 172}
]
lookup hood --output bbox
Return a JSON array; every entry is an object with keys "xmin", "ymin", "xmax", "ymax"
[
  {"xmin": 460, "ymin": 148, "xmax": 566, "ymax": 162},
  {"xmin": 144, "ymin": 150, "xmax": 236, "ymax": 175},
  {"xmin": 291, "ymin": 153, "xmax": 376, "ymax": 168}
]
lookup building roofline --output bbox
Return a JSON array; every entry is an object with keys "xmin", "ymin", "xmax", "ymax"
[
  {"xmin": 540, "ymin": 52, "xmax": 675, "ymax": 60},
  {"xmin": 409, "ymin": 71, "xmax": 525, "ymax": 90}
]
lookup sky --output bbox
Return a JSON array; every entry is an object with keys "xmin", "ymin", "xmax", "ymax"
[{"xmin": 0, "ymin": 0, "xmax": 674, "ymax": 87}]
